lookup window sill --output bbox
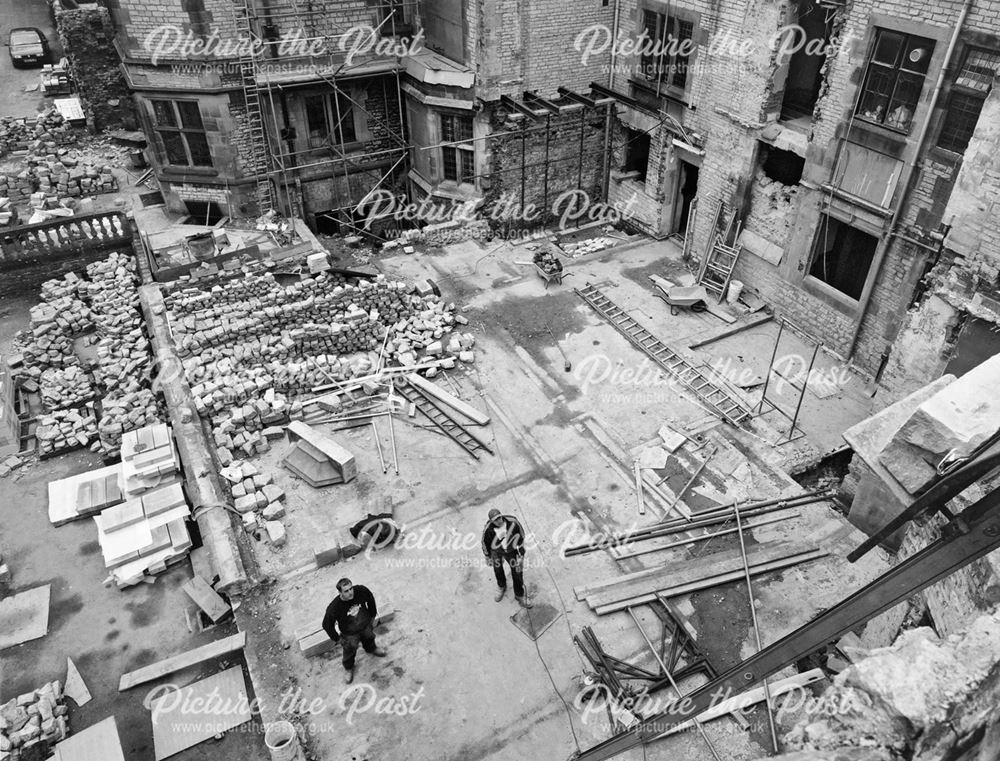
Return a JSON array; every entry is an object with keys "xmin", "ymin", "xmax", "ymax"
[
  {"xmin": 629, "ymin": 77, "xmax": 691, "ymax": 108},
  {"xmin": 801, "ymin": 274, "xmax": 864, "ymax": 315},
  {"xmin": 160, "ymin": 166, "xmax": 218, "ymax": 177},
  {"xmin": 852, "ymin": 115, "xmax": 913, "ymax": 140}
]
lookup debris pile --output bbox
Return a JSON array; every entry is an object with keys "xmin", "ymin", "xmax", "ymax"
[
  {"xmin": 39, "ymin": 366, "xmax": 96, "ymax": 410},
  {"xmin": 533, "ymin": 249, "xmax": 563, "ymax": 274},
  {"xmin": 211, "ymin": 394, "xmax": 292, "ymax": 462},
  {"xmin": 220, "ymin": 459, "xmax": 287, "ymax": 545},
  {"xmin": 165, "ymin": 267, "xmax": 475, "ymax": 436},
  {"xmin": 0, "ymin": 680, "xmax": 70, "ymax": 757},
  {"xmin": 97, "ymin": 389, "xmax": 161, "ymax": 456},
  {"xmin": 35, "ymin": 406, "xmax": 99, "ymax": 456},
  {"xmin": 0, "ymin": 110, "xmax": 79, "ymax": 157},
  {"xmin": 14, "ymin": 252, "xmax": 161, "ymax": 457}
]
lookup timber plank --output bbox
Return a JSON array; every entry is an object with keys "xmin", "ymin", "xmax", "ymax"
[{"xmin": 118, "ymin": 632, "xmax": 246, "ymax": 691}]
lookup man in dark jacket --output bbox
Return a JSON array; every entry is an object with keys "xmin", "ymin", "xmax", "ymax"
[
  {"xmin": 482, "ymin": 508, "xmax": 532, "ymax": 608},
  {"xmin": 322, "ymin": 578, "xmax": 387, "ymax": 683}
]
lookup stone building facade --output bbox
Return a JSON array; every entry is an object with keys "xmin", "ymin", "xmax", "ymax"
[{"xmin": 105, "ymin": 0, "xmax": 999, "ymax": 381}]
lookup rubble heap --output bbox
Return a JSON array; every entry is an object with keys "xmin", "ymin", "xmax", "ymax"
[
  {"xmin": 0, "ymin": 110, "xmax": 79, "ymax": 157},
  {"xmin": 780, "ymin": 610, "xmax": 1000, "ymax": 761},
  {"xmin": 164, "ymin": 266, "xmax": 476, "ymax": 447},
  {"xmin": 0, "ymin": 681, "xmax": 70, "ymax": 758},
  {"xmin": 14, "ymin": 252, "xmax": 161, "ymax": 457},
  {"xmin": 35, "ymin": 406, "xmax": 99, "ymax": 457},
  {"xmin": 39, "ymin": 366, "xmax": 95, "ymax": 410},
  {"xmin": 220, "ymin": 459, "xmax": 287, "ymax": 546}
]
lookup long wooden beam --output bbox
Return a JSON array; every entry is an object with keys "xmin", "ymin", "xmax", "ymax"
[{"xmin": 119, "ymin": 632, "xmax": 246, "ymax": 691}]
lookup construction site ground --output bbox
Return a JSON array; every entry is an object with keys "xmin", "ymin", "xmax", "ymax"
[
  {"xmin": 234, "ymin": 236, "xmax": 892, "ymax": 761},
  {"xmin": 0, "ymin": 280, "xmax": 268, "ymax": 761}
]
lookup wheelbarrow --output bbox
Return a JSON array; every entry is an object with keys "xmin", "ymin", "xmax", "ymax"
[
  {"xmin": 650, "ymin": 277, "xmax": 710, "ymax": 315},
  {"xmin": 534, "ymin": 262, "xmax": 570, "ymax": 289}
]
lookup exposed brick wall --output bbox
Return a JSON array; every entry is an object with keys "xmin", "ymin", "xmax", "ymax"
[
  {"xmin": 482, "ymin": 102, "xmax": 607, "ymax": 230},
  {"xmin": 52, "ymin": 4, "xmax": 137, "ymax": 131}
]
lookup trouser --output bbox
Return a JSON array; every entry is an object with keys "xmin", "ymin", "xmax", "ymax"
[
  {"xmin": 490, "ymin": 552, "xmax": 525, "ymax": 598},
  {"xmin": 341, "ymin": 622, "xmax": 377, "ymax": 670}
]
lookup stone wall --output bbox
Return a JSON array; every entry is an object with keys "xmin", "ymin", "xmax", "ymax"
[{"xmin": 52, "ymin": 4, "xmax": 137, "ymax": 131}]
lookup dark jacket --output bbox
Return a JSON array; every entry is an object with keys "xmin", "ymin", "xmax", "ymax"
[
  {"xmin": 481, "ymin": 515, "xmax": 526, "ymax": 557},
  {"xmin": 322, "ymin": 585, "xmax": 377, "ymax": 641}
]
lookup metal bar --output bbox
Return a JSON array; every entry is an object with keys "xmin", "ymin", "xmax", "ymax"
[
  {"xmin": 372, "ymin": 419, "xmax": 387, "ymax": 473},
  {"xmin": 388, "ymin": 395, "xmax": 399, "ymax": 475},
  {"xmin": 523, "ymin": 91, "xmax": 563, "ymax": 114},
  {"xmin": 578, "ymin": 107, "xmax": 586, "ymax": 189},
  {"xmin": 755, "ymin": 319, "xmax": 784, "ymax": 416},
  {"xmin": 614, "ymin": 513, "xmax": 798, "ymax": 560},
  {"xmin": 564, "ymin": 492, "xmax": 831, "ymax": 555},
  {"xmin": 734, "ymin": 503, "xmax": 779, "ymax": 753},
  {"xmin": 626, "ymin": 608, "xmax": 724, "ymax": 761},
  {"xmin": 786, "ymin": 342, "xmax": 819, "ymax": 443},
  {"xmin": 558, "ymin": 86, "xmax": 599, "ymax": 108},
  {"xmin": 634, "ymin": 461, "xmax": 646, "ymax": 516},
  {"xmin": 850, "ymin": 434, "xmax": 1000, "ymax": 561},
  {"xmin": 500, "ymin": 94, "xmax": 547, "ymax": 120},
  {"xmin": 571, "ymin": 481, "xmax": 1000, "ymax": 761},
  {"xmin": 543, "ymin": 114, "xmax": 551, "ymax": 214}
]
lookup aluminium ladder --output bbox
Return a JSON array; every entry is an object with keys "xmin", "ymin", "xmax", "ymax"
[
  {"xmin": 575, "ymin": 284, "xmax": 752, "ymax": 426},
  {"xmin": 392, "ymin": 378, "xmax": 493, "ymax": 460}
]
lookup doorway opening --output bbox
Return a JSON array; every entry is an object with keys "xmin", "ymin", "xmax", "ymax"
[{"xmin": 674, "ymin": 160, "xmax": 699, "ymax": 235}]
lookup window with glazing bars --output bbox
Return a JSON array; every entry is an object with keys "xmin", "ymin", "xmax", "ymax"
[
  {"xmin": 640, "ymin": 10, "xmax": 693, "ymax": 90},
  {"xmin": 855, "ymin": 30, "xmax": 935, "ymax": 133},
  {"xmin": 151, "ymin": 100, "xmax": 212, "ymax": 167},
  {"xmin": 440, "ymin": 113, "xmax": 474, "ymax": 184},
  {"xmin": 937, "ymin": 48, "xmax": 1000, "ymax": 153},
  {"xmin": 304, "ymin": 92, "xmax": 357, "ymax": 148}
]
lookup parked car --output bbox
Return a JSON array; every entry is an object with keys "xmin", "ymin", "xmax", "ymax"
[{"xmin": 8, "ymin": 28, "xmax": 50, "ymax": 68}]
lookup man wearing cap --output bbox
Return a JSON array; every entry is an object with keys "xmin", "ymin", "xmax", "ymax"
[
  {"xmin": 322, "ymin": 578, "xmax": 387, "ymax": 683},
  {"xmin": 482, "ymin": 508, "xmax": 532, "ymax": 608}
]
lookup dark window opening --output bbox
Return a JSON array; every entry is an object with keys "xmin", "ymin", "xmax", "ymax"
[
  {"xmin": 761, "ymin": 145, "xmax": 804, "ymax": 185},
  {"xmin": 624, "ymin": 128, "xmax": 650, "ymax": 182},
  {"xmin": 809, "ymin": 215, "xmax": 879, "ymax": 300},
  {"xmin": 856, "ymin": 29, "xmax": 935, "ymax": 133},
  {"xmin": 944, "ymin": 316, "xmax": 1000, "ymax": 377},
  {"xmin": 937, "ymin": 48, "xmax": 1000, "ymax": 154},
  {"xmin": 151, "ymin": 99, "xmax": 213, "ymax": 168},
  {"xmin": 440, "ymin": 113, "xmax": 475, "ymax": 184},
  {"xmin": 640, "ymin": 10, "xmax": 693, "ymax": 91},
  {"xmin": 183, "ymin": 201, "xmax": 225, "ymax": 225},
  {"xmin": 779, "ymin": 0, "xmax": 831, "ymax": 121},
  {"xmin": 304, "ymin": 91, "xmax": 357, "ymax": 149}
]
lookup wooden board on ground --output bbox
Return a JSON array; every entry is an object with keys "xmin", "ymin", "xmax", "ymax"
[
  {"xmin": 64, "ymin": 657, "xmax": 92, "ymax": 706},
  {"xmin": 118, "ymin": 632, "xmax": 246, "ymax": 691},
  {"xmin": 48, "ymin": 464, "xmax": 123, "ymax": 526},
  {"xmin": 52, "ymin": 716, "xmax": 125, "ymax": 761},
  {"xmin": 151, "ymin": 666, "xmax": 251, "ymax": 760},
  {"xmin": 0, "ymin": 584, "xmax": 50, "ymax": 650},
  {"xmin": 182, "ymin": 576, "xmax": 230, "ymax": 623},
  {"xmin": 405, "ymin": 374, "xmax": 490, "ymax": 425}
]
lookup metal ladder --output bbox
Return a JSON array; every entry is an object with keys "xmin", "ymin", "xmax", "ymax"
[
  {"xmin": 575, "ymin": 284, "xmax": 752, "ymax": 426},
  {"xmin": 392, "ymin": 378, "xmax": 493, "ymax": 460},
  {"xmin": 234, "ymin": 0, "xmax": 273, "ymax": 213}
]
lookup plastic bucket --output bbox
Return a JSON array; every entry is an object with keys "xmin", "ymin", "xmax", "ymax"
[
  {"xmin": 264, "ymin": 721, "xmax": 304, "ymax": 761},
  {"xmin": 726, "ymin": 279, "xmax": 744, "ymax": 305}
]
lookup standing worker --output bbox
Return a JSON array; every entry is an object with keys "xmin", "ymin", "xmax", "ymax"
[
  {"xmin": 482, "ymin": 508, "xmax": 533, "ymax": 608},
  {"xmin": 322, "ymin": 578, "xmax": 387, "ymax": 683}
]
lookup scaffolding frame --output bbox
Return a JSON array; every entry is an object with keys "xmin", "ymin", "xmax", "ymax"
[
  {"xmin": 752, "ymin": 319, "xmax": 820, "ymax": 445},
  {"xmin": 233, "ymin": 0, "xmax": 418, "ymax": 225}
]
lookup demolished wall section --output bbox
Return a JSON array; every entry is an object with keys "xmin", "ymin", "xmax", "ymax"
[
  {"xmin": 768, "ymin": 610, "xmax": 1000, "ymax": 761},
  {"xmin": 52, "ymin": 4, "xmax": 137, "ymax": 131}
]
